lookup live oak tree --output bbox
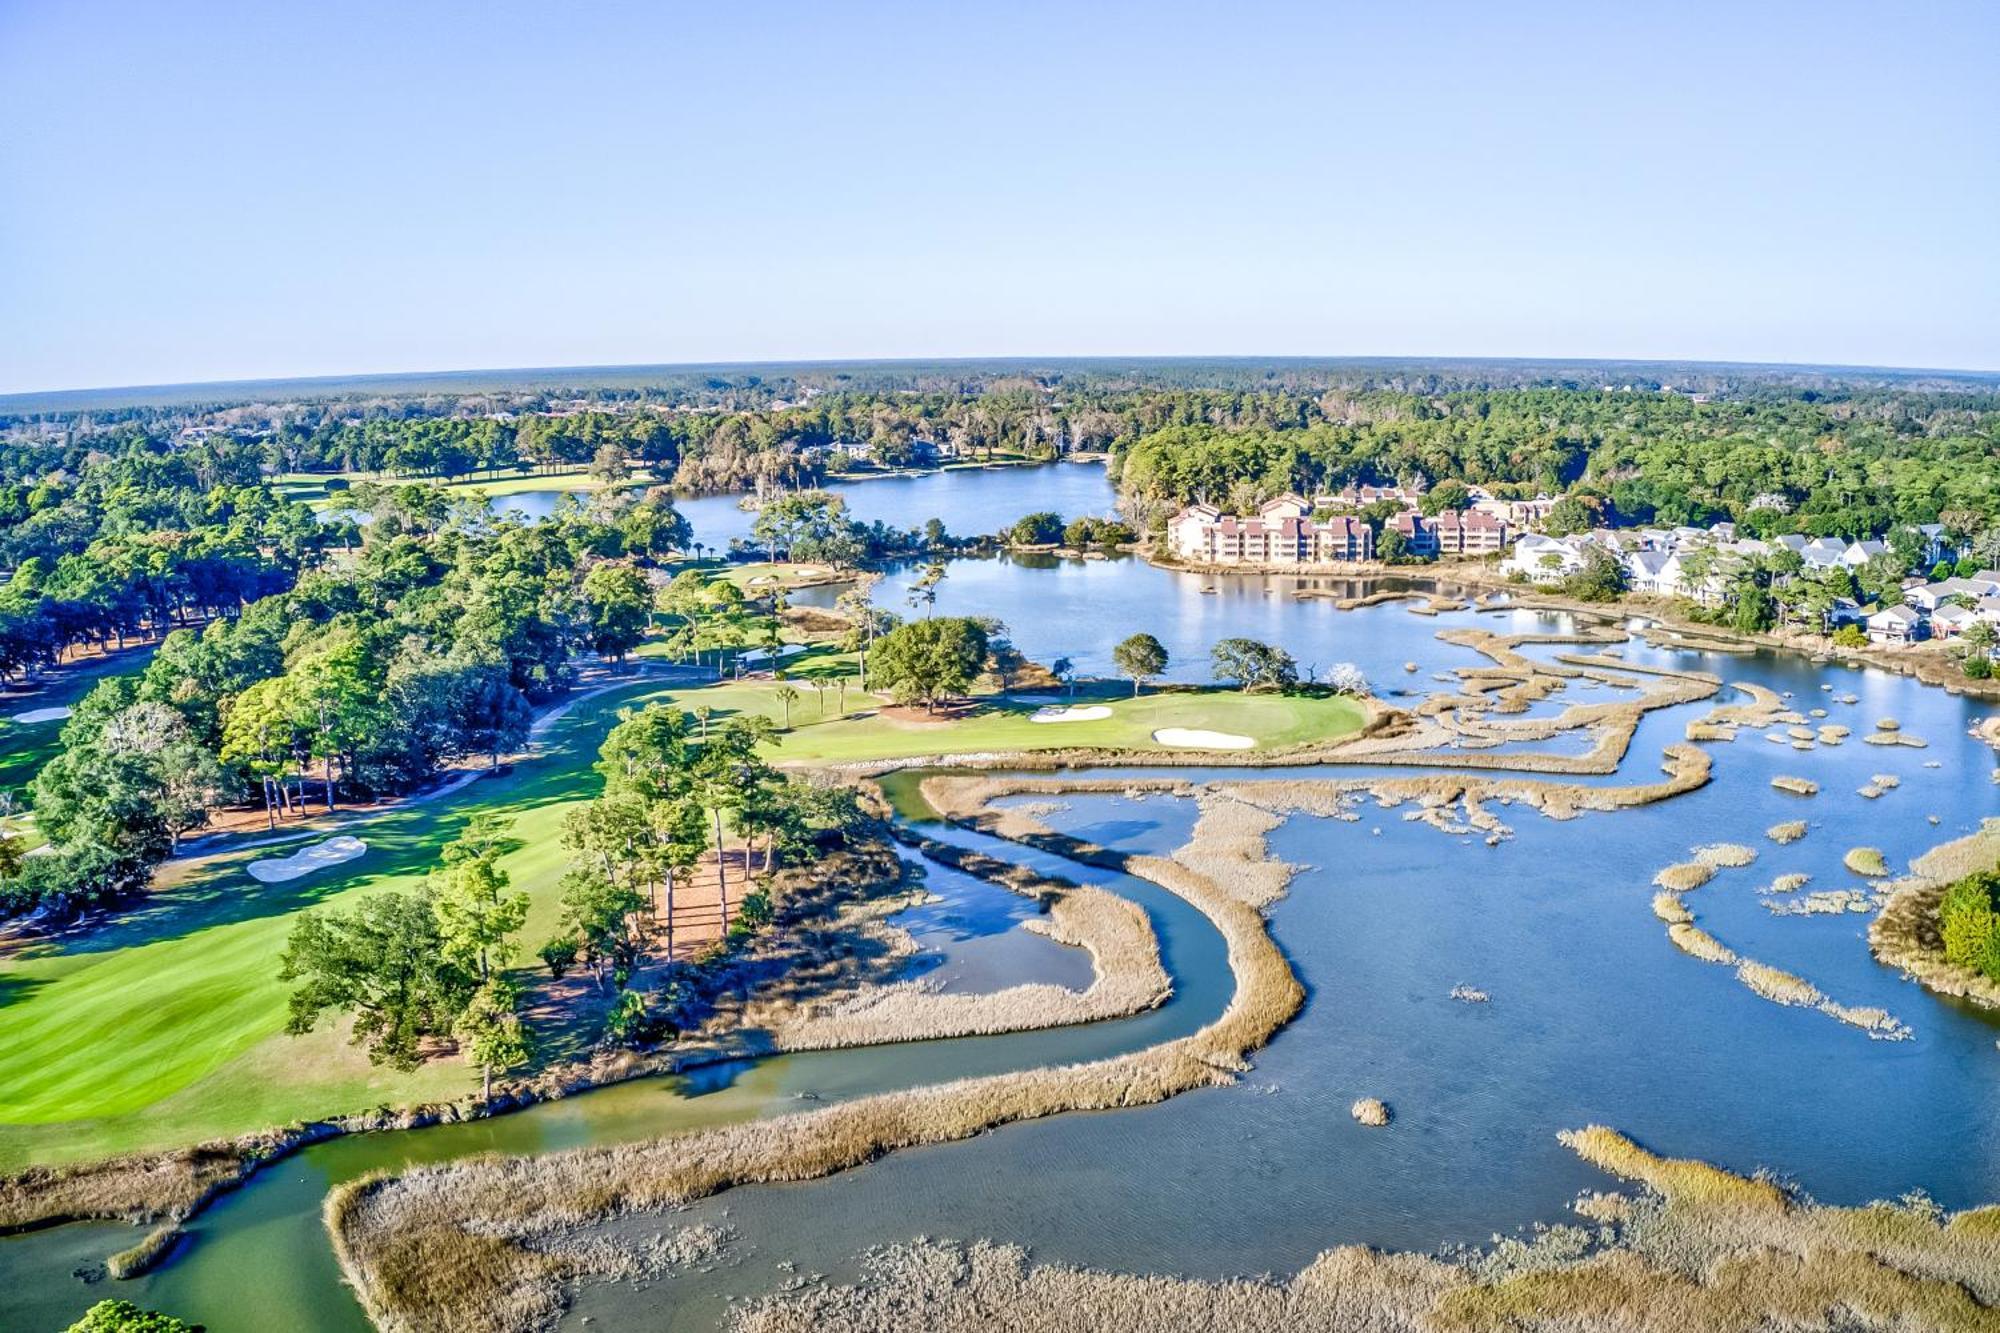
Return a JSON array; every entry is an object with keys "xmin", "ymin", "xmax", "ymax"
[
  {"xmin": 867, "ymin": 616, "xmax": 990, "ymax": 712},
  {"xmin": 1112, "ymin": 632, "xmax": 1169, "ymax": 696},
  {"xmin": 280, "ymin": 889, "xmax": 476, "ymax": 1071},
  {"xmin": 1211, "ymin": 637, "xmax": 1298, "ymax": 692}
]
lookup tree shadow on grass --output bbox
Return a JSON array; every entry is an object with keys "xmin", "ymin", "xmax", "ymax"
[
  {"xmin": 0, "ymin": 970, "xmax": 49, "ymax": 1008},
  {"xmin": 9, "ymin": 739, "xmax": 616, "ymax": 964}
]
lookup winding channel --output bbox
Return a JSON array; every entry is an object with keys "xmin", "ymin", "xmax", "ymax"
[{"xmin": 1, "ymin": 789, "xmax": 1234, "ymax": 1331}]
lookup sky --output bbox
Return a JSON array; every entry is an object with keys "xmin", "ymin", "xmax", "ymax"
[{"xmin": 2, "ymin": 0, "xmax": 1996, "ymax": 393}]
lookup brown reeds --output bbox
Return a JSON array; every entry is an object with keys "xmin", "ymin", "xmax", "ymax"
[{"xmin": 731, "ymin": 1127, "xmax": 2000, "ymax": 1333}]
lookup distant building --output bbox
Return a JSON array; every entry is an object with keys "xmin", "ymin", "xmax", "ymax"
[{"xmin": 1167, "ymin": 495, "xmax": 1373, "ymax": 565}]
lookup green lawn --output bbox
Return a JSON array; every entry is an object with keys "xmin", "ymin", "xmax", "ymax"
[
  {"xmin": 0, "ymin": 678, "xmax": 673, "ymax": 1169},
  {"xmin": 0, "ymin": 646, "xmax": 157, "ymax": 802},
  {"xmin": 277, "ymin": 467, "xmax": 657, "ymax": 510},
  {"xmin": 620, "ymin": 647, "xmax": 1366, "ymax": 761}
]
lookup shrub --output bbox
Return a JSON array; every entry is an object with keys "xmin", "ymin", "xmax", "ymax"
[
  {"xmin": 1964, "ymin": 655, "xmax": 1993, "ymax": 680},
  {"xmin": 1832, "ymin": 624, "xmax": 1868, "ymax": 649},
  {"xmin": 1939, "ymin": 871, "xmax": 2000, "ymax": 981}
]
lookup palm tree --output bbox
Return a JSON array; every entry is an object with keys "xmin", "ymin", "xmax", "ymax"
[{"xmin": 775, "ymin": 684, "xmax": 800, "ymax": 731}]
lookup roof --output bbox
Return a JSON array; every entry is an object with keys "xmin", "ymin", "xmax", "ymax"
[{"xmin": 1868, "ymin": 605, "xmax": 1921, "ymax": 625}]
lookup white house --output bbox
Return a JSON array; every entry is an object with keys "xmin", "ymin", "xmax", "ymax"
[
  {"xmin": 1504, "ymin": 533, "xmax": 1585, "ymax": 583},
  {"xmin": 1842, "ymin": 539, "xmax": 1889, "ymax": 568},
  {"xmin": 1801, "ymin": 538, "xmax": 1848, "ymax": 569},
  {"xmin": 1931, "ymin": 605, "xmax": 1978, "ymax": 638},
  {"xmin": 1865, "ymin": 605, "xmax": 1924, "ymax": 644},
  {"xmin": 1624, "ymin": 548, "xmax": 1675, "ymax": 595}
]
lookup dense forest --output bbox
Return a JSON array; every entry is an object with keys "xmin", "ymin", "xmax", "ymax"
[
  {"xmin": 4, "ymin": 469, "xmax": 699, "ymax": 919},
  {"xmin": 1110, "ymin": 389, "xmax": 2000, "ymax": 542}
]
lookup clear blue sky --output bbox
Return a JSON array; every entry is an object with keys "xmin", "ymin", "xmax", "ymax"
[{"xmin": 3, "ymin": 0, "xmax": 1995, "ymax": 393}]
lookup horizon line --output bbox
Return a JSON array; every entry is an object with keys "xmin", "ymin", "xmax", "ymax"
[{"xmin": 8, "ymin": 351, "xmax": 2000, "ymax": 411}]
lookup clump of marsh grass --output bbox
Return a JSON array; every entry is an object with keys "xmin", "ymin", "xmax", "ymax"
[
  {"xmin": 1350, "ymin": 1097, "xmax": 1391, "ymax": 1127},
  {"xmin": 1736, "ymin": 959, "xmax": 1823, "ymax": 1007},
  {"xmin": 1448, "ymin": 985, "xmax": 1489, "ymax": 1003},
  {"xmin": 1654, "ymin": 861, "xmax": 1716, "ymax": 893},
  {"xmin": 1865, "ymin": 730, "xmax": 1928, "ymax": 748},
  {"xmin": 1695, "ymin": 843, "xmax": 1757, "ymax": 868},
  {"xmin": 1652, "ymin": 893, "xmax": 1693, "ymax": 925},
  {"xmin": 1668, "ymin": 923, "xmax": 1736, "ymax": 964},
  {"xmin": 1872, "ymin": 773, "xmax": 1901, "ymax": 789},
  {"xmin": 1859, "ymin": 784, "xmax": 1884, "ymax": 799},
  {"xmin": 1765, "ymin": 872, "xmax": 1811, "ymax": 893},
  {"xmin": 1770, "ymin": 775, "xmax": 1818, "ymax": 796},
  {"xmin": 1845, "ymin": 847, "xmax": 1890, "ymax": 878},
  {"xmin": 1766, "ymin": 821, "xmax": 1808, "ymax": 844},
  {"xmin": 106, "ymin": 1223, "xmax": 183, "ymax": 1279}
]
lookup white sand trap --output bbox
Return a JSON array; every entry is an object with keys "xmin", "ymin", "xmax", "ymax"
[
  {"xmin": 10, "ymin": 706, "xmax": 71, "ymax": 724},
  {"xmin": 248, "ymin": 835, "xmax": 368, "ymax": 883},
  {"xmin": 1030, "ymin": 705, "xmax": 1111, "ymax": 723},
  {"xmin": 1152, "ymin": 727, "xmax": 1255, "ymax": 750}
]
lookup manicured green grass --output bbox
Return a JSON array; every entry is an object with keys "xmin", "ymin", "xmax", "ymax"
[
  {"xmin": 714, "ymin": 561, "xmax": 850, "ymax": 593},
  {"xmin": 621, "ymin": 648, "xmax": 1367, "ymax": 761},
  {"xmin": 0, "ymin": 679, "xmax": 672, "ymax": 1169},
  {"xmin": 278, "ymin": 467, "xmax": 658, "ymax": 510},
  {"xmin": 0, "ymin": 646, "xmax": 157, "ymax": 801}
]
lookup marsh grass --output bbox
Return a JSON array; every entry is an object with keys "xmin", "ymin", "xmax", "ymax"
[
  {"xmin": 1350, "ymin": 1097, "xmax": 1391, "ymax": 1126},
  {"xmin": 1654, "ymin": 861, "xmax": 1715, "ymax": 892},
  {"xmin": 1736, "ymin": 960, "xmax": 1822, "ymax": 1007},
  {"xmin": 106, "ymin": 1222, "xmax": 182, "ymax": 1278},
  {"xmin": 1869, "ymin": 818, "xmax": 2000, "ymax": 1010},
  {"xmin": 1667, "ymin": 924, "xmax": 1736, "ymax": 964},
  {"xmin": 774, "ymin": 876, "xmax": 1169, "ymax": 1049},
  {"xmin": 1695, "ymin": 843, "xmax": 1756, "ymax": 868},
  {"xmin": 731, "ymin": 1127, "xmax": 2000, "ymax": 1333},
  {"xmin": 1765, "ymin": 821, "xmax": 1807, "ymax": 844},
  {"xmin": 1652, "ymin": 893, "xmax": 1693, "ymax": 925},
  {"xmin": 1770, "ymin": 776, "xmax": 1818, "ymax": 796}
]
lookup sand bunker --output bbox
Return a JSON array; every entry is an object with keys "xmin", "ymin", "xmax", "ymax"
[
  {"xmin": 246, "ymin": 835, "xmax": 368, "ymax": 883},
  {"xmin": 9, "ymin": 706, "xmax": 71, "ymax": 724},
  {"xmin": 1151, "ymin": 728, "xmax": 1255, "ymax": 750},
  {"xmin": 1029, "ymin": 705, "xmax": 1111, "ymax": 724}
]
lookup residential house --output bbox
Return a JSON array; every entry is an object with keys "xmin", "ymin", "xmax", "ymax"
[
  {"xmin": 1931, "ymin": 605, "xmax": 1978, "ymax": 639},
  {"xmin": 1842, "ymin": 539, "xmax": 1889, "ymax": 568},
  {"xmin": 1865, "ymin": 605, "xmax": 1924, "ymax": 644},
  {"xmin": 1624, "ymin": 548, "xmax": 1675, "ymax": 595},
  {"xmin": 1503, "ymin": 534, "xmax": 1586, "ymax": 583}
]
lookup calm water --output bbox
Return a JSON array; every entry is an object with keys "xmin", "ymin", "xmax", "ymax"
[
  {"xmin": 10, "ymin": 462, "xmax": 2000, "ymax": 1331},
  {"xmin": 316, "ymin": 458, "xmax": 1116, "ymax": 544}
]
